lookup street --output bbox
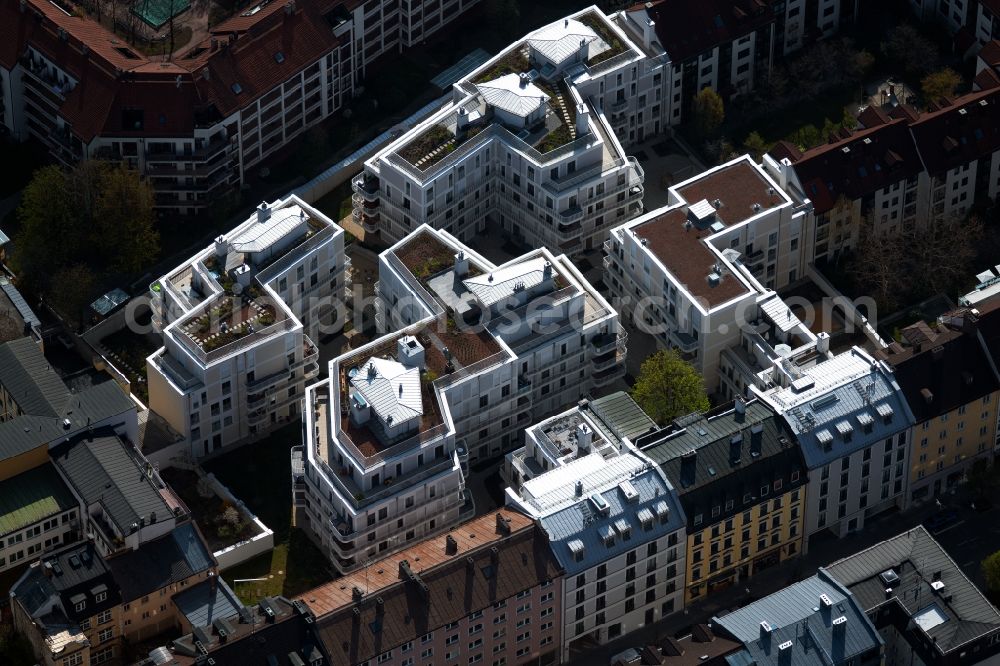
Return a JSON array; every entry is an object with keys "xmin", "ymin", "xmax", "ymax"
[{"xmin": 575, "ymin": 483, "xmax": 1000, "ymax": 665}]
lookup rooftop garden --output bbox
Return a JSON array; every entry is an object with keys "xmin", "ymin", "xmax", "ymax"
[
  {"xmin": 472, "ymin": 47, "xmax": 531, "ymax": 84},
  {"xmin": 159, "ymin": 468, "xmax": 263, "ymax": 553},
  {"xmin": 399, "ymin": 125, "xmax": 456, "ymax": 168},
  {"xmin": 534, "ymin": 79, "xmax": 578, "ymax": 154},
  {"xmin": 99, "ymin": 328, "xmax": 160, "ymax": 405},
  {"xmin": 579, "ymin": 12, "xmax": 628, "ymax": 67},
  {"xmin": 395, "ymin": 230, "xmax": 459, "ymax": 280},
  {"xmin": 184, "ymin": 295, "xmax": 279, "ymax": 352}
]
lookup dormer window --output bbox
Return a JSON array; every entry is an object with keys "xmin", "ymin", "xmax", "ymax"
[
  {"xmin": 75, "ymin": 600, "xmax": 86, "ymax": 612},
  {"xmin": 95, "ymin": 591, "xmax": 107, "ymax": 603}
]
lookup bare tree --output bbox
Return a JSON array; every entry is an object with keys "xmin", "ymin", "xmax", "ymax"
[
  {"xmin": 848, "ymin": 223, "xmax": 906, "ymax": 312},
  {"xmin": 905, "ymin": 216, "xmax": 983, "ymax": 296}
]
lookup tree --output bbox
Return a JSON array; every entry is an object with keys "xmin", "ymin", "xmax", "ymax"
[
  {"xmin": 983, "ymin": 550, "xmax": 1000, "ymax": 594},
  {"xmin": 483, "ymin": 0, "xmax": 520, "ymax": 38},
  {"xmin": 847, "ymin": 222, "xmax": 906, "ymax": 312},
  {"xmin": 692, "ymin": 87, "xmax": 724, "ymax": 138},
  {"xmin": 14, "ymin": 161, "xmax": 159, "ymax": 324},
  {"xmin": 882, "ymin": 25, "xmax": 941, "ymax": 78},
  {"xmin": 742, "ymin": 131, "xmax": 769, "ymax": 161},
  {"xmin": 904, "ymin": 216, "xmax": 982, "ymax": 297},
  {"xmin": 921, "ymin": 68, "xmax": 962, "ymax": 103},
  {"xmin": 631, "ymin": 350, "xmax": 710, "ymax": 426}
]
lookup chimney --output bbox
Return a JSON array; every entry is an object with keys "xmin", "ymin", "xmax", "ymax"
[
  {"xmin": 454, "ymin": 250, "xmax": 469, "ymax": 277},
  {"xmin": 759, "ymin": 621, "xmax": 772, "ymax": 641},
  {"xmin": 816, "ymin": 331, "xmax": 830, "ymax": 355},
  {"xmin": 257, "ymin": 201, "xmax": 271, "ymax": 223},
  {"xmin": 575, "ymin": 480, "xmax": 584, "ymax": 497},
  {"xmin": 921, "ymin": 388, "xmax": 934, "ymax": 404},
  {"xmin": 680, "ymin": 450, "xmax": 697, "ymax": 486},
  {"xmin": 445, "ymin": 534, "xmax": 458, "ymax": 554},
  {"xmin": 734, "ymin": 396, "xmax": 746, "ymax": 419},
  {"xmin": 729, "ymin": 433, "xmax": 743, "ymax": 465},
  {"xmin": 543, "ymin": 261, "xmax": 553, "ymax": 280},
  {"xmin": 576, "ymin": 422, "xmax": 592, "ymax": 453},
  {"xmin": 496, "ymin": 513, "xmax": 511, "ymax": 535},
  {"xmin": 575, "ymin": 103, "xmax": 590, "ymax": 136}
]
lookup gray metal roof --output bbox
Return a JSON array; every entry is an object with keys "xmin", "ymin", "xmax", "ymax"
[
  {"xmin": 107, "ymin": 522, "xmax": 215, "ymax": 602},
  {"xmin": 173, "ymin": 577, "xmax": 244, "ymax": 628},
  {"xmin": 589, "ymin": 391, "xmax": 658, "ymax": 443},
  {"xmin": 756, "ymin": 349, "xmax": 915, "ymax": 469},
  {"xmin": 537, "ymin": 463, "xmax": 685, "ymax": 576},
  {"xmin": 0, "ymin": 338, "xmax": 135, "ymax": 460},
  {"xmin": 0, "ymin": 337, "xmax": 68, "ymax": 418},
  {"xmin": 714, "ymin": 571, "xmax": 882, "ymax": 666},
  {"xmin": 12, "ymin": 541, "xmax": 121, "ymax": 625},
  {"xmin": 50, "ymin": 429, "xmax": 172, "ymax": 536},
  {"xmin": 0, "ymin": 280, "xmax": 40, "ymax": 330},
  {"xmin": 825, "ymin": 526, "xmax": 1000, "ymax": 654}
]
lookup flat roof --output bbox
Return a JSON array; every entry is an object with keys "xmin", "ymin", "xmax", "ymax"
[
  {"xmin": 0, "ymin": 463, "xmax": 77, "ymax": 537},
  {"xmin": 633, "ymin": 207, "xmax": 750, "ymax": 308}
]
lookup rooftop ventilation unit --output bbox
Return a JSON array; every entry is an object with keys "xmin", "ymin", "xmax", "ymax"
[{"xmin": 820, "ymin": 594, "xmax": 833, "ymax": 607}]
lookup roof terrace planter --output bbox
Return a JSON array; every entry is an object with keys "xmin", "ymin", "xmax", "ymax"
[
  {"xmin": 472, "ymin": 48, "xmax": 532, "ymax": 84},
  {"xmin": 579, "ymin": 13, "xmax": 627, "ymax": 66},
  {"xmin": 395, "ymin": 231, "xmax": 457, "ymax": 281},
  {"xmin": 399, "ymin": 125, "xmax": 457, "ymax": 168}
]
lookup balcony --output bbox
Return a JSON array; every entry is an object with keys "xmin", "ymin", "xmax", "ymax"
[
  {"xmin": 611, "ymin": 98, "xmax": 629, "ymax": 111},
  {"xmin": 603, "ymin": 239, "xmax": 613, "ymax": 254},
  {"xmin": 592, "ymin": 330, "xmax": 627, "ymax": 355},
  {"xmin": 352, "ymin": 176, "xmax": 380, "ymax": 201},
  {"xmin": 558, "ymin": 205, "xmax": 584, "ymax": 223},
  {"xmin": 592, "ymin": 350, "xmax": 622, "ymax": 372},
  {"xmin": 593, "ymin": 362, "xmax": 626, "ymax": 387}
]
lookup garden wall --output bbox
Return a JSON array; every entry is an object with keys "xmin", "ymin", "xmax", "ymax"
[{"xmin": 202, "ymin": 472, "xmax": 275, "ymax": 571}]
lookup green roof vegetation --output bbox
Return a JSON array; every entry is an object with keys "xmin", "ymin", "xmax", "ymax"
[
  {"xmin": 399, "ymin": 125, "xmax": 456, "ymax": 168},
  {"xmin": 472, "ymin": 48, "xmax": 531, "ymax": 84},
  {"xmin": 579, "ymin": 13, "xmax": 627, "ymax": 67},
  {"xmin": 0, "ymin": 464, "xmax": 76, "ymax": 537}
]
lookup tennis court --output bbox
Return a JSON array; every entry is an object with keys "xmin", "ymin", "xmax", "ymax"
[{"xmin": 131, "ymin": 0, "xmax": 191, "ymax": 30}]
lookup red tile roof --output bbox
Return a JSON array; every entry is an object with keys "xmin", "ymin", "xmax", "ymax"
[
  {"xmin": 909, "ymin": 86, "xmax": 1000, "ymax": 175},
  {"xmin": 636, "ymin": 0, "xmax": 774, "ymax": 63},
  {"xmin": 979, "ymin": 40, "xmax": 1000, "ymax": 68},
  {"xmin": 857, "ymin": 105, "xmax": 890, "ymax": 129},
  {"xmin": 783, "ymin": 119, "xmax": 923, "ymax": 215}
]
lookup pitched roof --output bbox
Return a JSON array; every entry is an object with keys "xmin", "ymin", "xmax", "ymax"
[
  {"xmin": 638, "ymin": 0, "xmax": 775, "ymax": 63},
  {"xmin": 881, "ymin": 315, "xmax": 1000, "ymax": 422},
  {"xmin": 755, "ymin": 349, "xmax": 915, "ymax": 469},
  {"xmin": 304, "ymin": 512, "xmax": 559, "ymax": 666},
  {"xmin": 525, "ymin": 455, "xmax": 685, "ymax": 576},
  {"xmin": 527, "ymin": 17, "xmax": 606, "ymax": 65},
  {"xmin": 786, "ymin": 119, "xmax": 923, "ymax": 215},
  {"xmin": 635, "ymin": 402, "xmax": 807, "ymax": 526},
  {"xmin": 50, "ymin": 429, "xmax": 172, "ymax": 537},
  {"xmin": 0, "ymin": 463, "xmax": 77, "ymax": 537},
  {"xmin": 172, "ymin": 577, "xmax": 245, "ymax": 629},
  {"xmin": 713, "ymin": 571, "xmax": 883, "ymax": 666},
  {"xmin": 12, "ymin": 541, "xmax": 122, "ymax": 626},
  {"xmin": 825, "ymin": 526, "xmax": 1000, "ymax": 656},
  {"xmin": 350, "ymin": 357, "xmax": 423, "ymax": 425},
  {"xmin": 0, "ymin": 341, "xmax": 135, "ymax": 460},
  {"xmin": 106, "ymin": 522, "xmax": 215, "ymax": 602},
  {"xmin": 476, "ymin": 73, "xmax": 549, "ymax": 118},
  {"xmin": 464, "ymin": 256, "xmax": 552, "ymax": 307},
  {"xmin": 908, "ymin": 86, "xmax": 1000, "ymax": 175},
  {"xmin": 979, "ymin": 40, "xmax": 1000, "ymax": 68}
]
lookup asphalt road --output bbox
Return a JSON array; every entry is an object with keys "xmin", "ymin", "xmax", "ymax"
[{"xmin": 575, "ymin": 482, "xmax": 1000, "ymax": 665}]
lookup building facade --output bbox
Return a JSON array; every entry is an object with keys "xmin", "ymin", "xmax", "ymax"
[
  {"xmin": 304, "ymin": 509, "xmax": 562, "ymax": 666},
  {"xmin": 753, "ymin": 347, "xmax": 916, "ymax": 547},
  {"xmin": 147, "ymin": 194, "xmax": 348, "ymax": 456},
  {"xmin": 634, "ymin": 399, "xmax": 808, "ymax": 605},
  {"xmin": 882, "ymin": 310, "xmax": 1000, "ymax": 503},
  {"xmin": 507, "ymin": 452, "xmax": 687, "ymax": 662}
]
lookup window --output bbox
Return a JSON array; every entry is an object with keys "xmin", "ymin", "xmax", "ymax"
[
  {"xmin": 97, "ymin": 609, "xmax": 112, "ymax": 624},
  {"xmin": 74, "ymin": 600, "xmax": 86, "ymax": 613},
  {"xmin": 64, "ymin": 653, "xmax": 84, "ymax": 666},
  {"xmin": 98, "ymin": 627, "xmax": 114, "ymax": 643}
]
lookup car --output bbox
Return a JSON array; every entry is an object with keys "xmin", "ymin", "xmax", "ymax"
[{"xmin": 923, "ymin": 510, "xmax": 960, "ymax": 533}]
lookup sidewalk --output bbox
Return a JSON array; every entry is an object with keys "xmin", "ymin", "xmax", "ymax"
[{"xmin": 575, "ymin": 490, "xmax": 984, "ymax": 665}]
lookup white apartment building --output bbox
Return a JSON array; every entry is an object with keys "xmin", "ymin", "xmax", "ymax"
[
  {"xmin": 605, "ymin": 155, "xmax": 815, "ymax": 393},
  {"xmin": 976, "ymin": 2, "xmax": 1000, "ymax": 47},
  {"xmin": 146, "ymin": 194, "xmax": 348, "ymax": 457},
  {"xmin": 752, "ymin": 346, "xmax": 916, "ymax": 548},
  {"xmin": 352, "ymin": 7, "xmax": 649, "ymax": 254},
  {"xmin": 506, "ymin": 452, "xmax": 687, "ymax": 661},
  {"xmin": 293, "ymin": 224, "xmax": 624, "ymax": 573}
]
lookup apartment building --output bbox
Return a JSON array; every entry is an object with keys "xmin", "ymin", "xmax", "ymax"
[
  {"xmin": 147, "ymin": 194, "xmax": 347, "ymax": 457},
  {"xmin": 294, "ymin": 224, "xmax": 623, "ymax": 573},
  {"xmin": 505, "ymin": 391, "xmax": 657, "ymax": 491},
  {"xmin": 771, "ymin": 82, "xmax": 1000, "ymax": 257},
  {"xmin": 146, "ymin": 595, "xmax": 327, "ymax": 665},
  {"xmin": 11, "ymin": 522, "xmax": 217, "ymax": 666},
  {"xmin": 712, "ymin": 570, "xmax": 884, "ymax": 666},
  {"xmin": 0, "ymin": 0, "xmax": 484, "ymax": 215},
  {"xmin": 633, "ymin": 398, "xmax": 808, "ymax": 605},
  {"xmin": 753, "ymin": 347, "xmax": 916, "ymax": 547},
  {"xmin": 353, "ymin": 7, "xmax": 646, "ymax": 254},
  {"xmin": 775, "ymin": 0, "xmax": 861, "ymax": 55},
  {"xmin": 880, "ymin": 311, "xmax": 1000, "ymax": 503},
  {"xmin": 826, "ymin": 526, "xmax": 1000, "ymax": 666},
  {"xmin": 976, "ymin": 2, "xmax": 1000, "ymax": 47},
  {"xmin": 507, "ymin": 452, "xmax": 687, "ymax": 661},
  {"xmin": 302, "ymin": 509, "xmax": 562, "ymax": 666},
  {"xmin": 0, "ymin": 463, "xmax": 77, "ymax": 574},
  {"xmin": 605, "ymin": 155, "xmax": 815, "ymax": 392}
]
